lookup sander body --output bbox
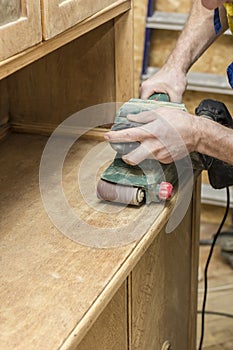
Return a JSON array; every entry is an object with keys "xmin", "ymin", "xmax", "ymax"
[{"xmin": 97, "ymin": 94, "xmax": 187, "ymax": 205}]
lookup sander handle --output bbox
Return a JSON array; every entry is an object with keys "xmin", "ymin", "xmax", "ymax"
[
  {"xmin": 148, "ymin": 93, "xmax": 170, "ymax": 102},
  {"xmin": 110, "ymin": 93, "xmax": 170, "ymax": 155}
]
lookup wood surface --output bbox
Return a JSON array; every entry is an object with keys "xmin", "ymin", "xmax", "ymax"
[
  {"xmin": 41, "ymin": 0, "xmax": 120, "ymax": 39},
  {"xmin": 0, "ymin": 78, "xmax": 9, "ymax": 127},
  {"xmin": 114, "ymin": 9, "xmax": 134, "ymax": 101},
  {"xmin": 156, "ymin": 0, "xmax": 192, "ymax": 13},
  {"xmin": 0, "ymin": 134, "xmax": 134, "ymax": 350},
  {"xmin": 131, "ymin": 205, "xmax": 195, "ymax": 350},
  {"xmin": 133, "ymin": 0, "xmax": 148, "ymax": 97},
  {"xmin": 0, "ymin": 0, "xmax": 21, "ymax": 26},
  {"xmin": 77, "ymin": 281, "xmax": 128, "ymax": 350},
  {"xmin": 0, "ymin": 0, "xmax": 42, "ymax": 61},
  {"xmin": 189, "ymin": 176, "xmax": 201, "ymax": 350},
  {"xmin": 7, "ymin": 22, "xmax": 116, "ymax": 128},
  {"xmin": 0, "ymin": 0, "xmax": 131, "ymax": 80},
  {"xmin": 0, "ymin": 133, "xmax": 199, "ymax": 349}
]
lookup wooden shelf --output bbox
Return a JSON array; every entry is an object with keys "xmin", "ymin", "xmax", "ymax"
[
  {"xmin": 0, "ymin": 133, "xmax": 199, "ymax": 349},
  {"xmin": 147, "ymin": 11, "xmax": 231, "ymax": 35}
]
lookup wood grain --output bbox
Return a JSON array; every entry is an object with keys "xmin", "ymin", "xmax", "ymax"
[
  {"xmin": 114, "ymin": 9, "xmax": 134, "ymax": 101},
  {"xmin": 133, "ymin": 0, "xmax": 148, "ymax": 97},
  {"xmin": 131, "ymin": 204, "xmax": 197, "ymax": 350},
  {"xmin": 0, "ymin": 78, "xmax": 9, "ymax": 127},
  {"xmin": 0, "ymin": 0, "xmax": 42, "ymax": 61},
  {"xmin": 77, "ymin": 281, "xmax": 128, "ymax": 350},
  {"xmin": 7, "ymin": 22, "xmax": 116, "ymax": 128},
  {"xmin": 0, "ymin": 133, "xmax": 199, "ymax": 350},
  {"xmin": 42, "ymin": 0, "xmax": 121, "ymax": 39},
  {"xmin": 0, "ymin": 134, "xmax": 133, "ymax": 350},
  {"xmin": 0, "ymin": 0, "xmax": 131, "ymax": 80}
]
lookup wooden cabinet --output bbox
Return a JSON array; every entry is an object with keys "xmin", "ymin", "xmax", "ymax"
[
  {"xmin": 0, "ymin": 1, "xmax": 200, "ymax": 349},
  {"xmin": 0, "ymin": 1, "xmax": 42, "ymax": 61},
  {"xmin": 0, "ymin": 0, "xmax": 126, "ymax": 63},
  {"xmin": 42, "ymin": 0, "xmax": 121, "ymax": 39}
]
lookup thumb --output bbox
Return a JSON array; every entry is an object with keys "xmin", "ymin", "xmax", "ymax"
[
  {"xmin": 140, "ymin": 88, "xmax": 156, "ymax": 100},
  {"xmin": 127, "ymin": 110, "xmax": 159, "ymax": 124}
]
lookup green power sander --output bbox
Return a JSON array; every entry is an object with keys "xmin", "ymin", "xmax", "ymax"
[{"xmin": 97, "ymin": 94, "xmax": 233, "ymax": 206}]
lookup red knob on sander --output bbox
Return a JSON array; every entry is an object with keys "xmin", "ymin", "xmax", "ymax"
[{"xmin": 158, "ymin": 182, "xmax": 173, "ymax": 200}]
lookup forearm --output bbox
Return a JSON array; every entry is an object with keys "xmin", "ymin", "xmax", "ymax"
[
  {"xmin": 164, "ymin": 0, "xmax": 228, "ymax": 74},
  {"xmin": 195, "ymin": 117, "xmax": 233, "ymax": 165},
  {"xmin": 140, "ymin": 1, "xmax": 228, "ymax": 101}
]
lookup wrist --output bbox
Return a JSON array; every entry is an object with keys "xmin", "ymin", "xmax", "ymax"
[{"xmin": 190, "ymin": 115, "xmax": 204, "ymax": 153}]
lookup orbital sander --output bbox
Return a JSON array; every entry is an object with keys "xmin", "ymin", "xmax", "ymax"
[{"xmin": 97, "ymin": 95, "xmax": 233, "ymax": 206}]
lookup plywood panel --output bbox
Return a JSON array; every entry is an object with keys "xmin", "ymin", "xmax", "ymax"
[
  {"xmin": 156, "ymin": 0, "xmax": 192, "ymax": 13},
  {"xmin": 78, "ymin": 281, "xmax": 128, "ymax": 350},
  {"xmin": 8, "ymin": 22, "xmax": 116, "ymax": 128},
  {"xmin": 183, "ymin": 90, "xmax": 233, "ymax": 115},
  {"xmin": 150, "ymin": 30, "xmax": 233, "ymax": 76},
  {"xmin": 131, "ymin": 205, "xmax": 196, "ymax": 350}
]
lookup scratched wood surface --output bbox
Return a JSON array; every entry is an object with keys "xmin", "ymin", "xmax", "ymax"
[{"xmin": 0, "ymin": 133, "xmax": 176, "ymax": 349}]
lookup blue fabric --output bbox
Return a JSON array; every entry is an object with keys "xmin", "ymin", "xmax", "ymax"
[
  {"xmin": 214, "ymin": 8, "xmax": 222, "ymax": 34},
  {"xmin": 227, "ymin": 62, "xmax": 233, "ymax": 88}
]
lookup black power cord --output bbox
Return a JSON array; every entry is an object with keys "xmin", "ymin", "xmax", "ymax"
[
  {"xmin": 197, "ymin": 310, "xmax": 233, "ymax": 319},
  {"xmin": 198, "ymin": 186, "xmax": 230, "ymax": 350}
]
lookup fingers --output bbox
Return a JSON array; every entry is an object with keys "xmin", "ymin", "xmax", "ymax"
[
  {"xmin": 105, "ymin": 124, "xmax": 152, "ymax": 143},
  {"xmin": 122, "ymin": 143, "xmax": 153, "ymax": 165},
  {"xmin": 122, "ymin": 139, "xmax": 173, "ymax": 165}
]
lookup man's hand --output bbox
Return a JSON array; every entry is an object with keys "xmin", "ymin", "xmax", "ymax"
[
  {"xmin": 140, "ymin": 67, "xmax": 187, "ymax": 103},
  {"xmin": 105, "ymin": 108, "xmax": 199, "ymax": 165}
]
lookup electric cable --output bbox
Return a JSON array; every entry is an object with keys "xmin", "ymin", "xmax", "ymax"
[
  {"xmin": 198, "ymin": 187, "xmax": 230, "ymax": 350},
  {"xmin": 198, "ymin": 283, "xmax": 233, "ymax": 293},
  {"xmin": 197, "ymin": 310, "xmax": 233, "ymax": 319}
]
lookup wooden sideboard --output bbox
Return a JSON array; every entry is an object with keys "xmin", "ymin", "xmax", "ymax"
[{"xmin": 0, "ymin": 1, "xmax": 200, "ymax": 349}]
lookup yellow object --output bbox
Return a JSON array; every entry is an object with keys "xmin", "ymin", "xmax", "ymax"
[{"xmin": 224, "ymin": 3, "xmax": 233, "ymax": 33}]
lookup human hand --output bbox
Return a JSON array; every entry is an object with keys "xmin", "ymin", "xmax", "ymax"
[
  {"xmin": 140, "ymin": 67, "xmax": 187, "ymax": 103},
  {"xmin": 105, "ymin": 107, "xmax": 198, "ymax": 165}
]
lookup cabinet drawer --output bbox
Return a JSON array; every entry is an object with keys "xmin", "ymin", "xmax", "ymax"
[
  {"xmin": 42, "ymin": 0, "xmax": 120, "ymax": 39},
  {"xmin": 0, "ymin": 1, "xmax": 42, "ymax": 61}
]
